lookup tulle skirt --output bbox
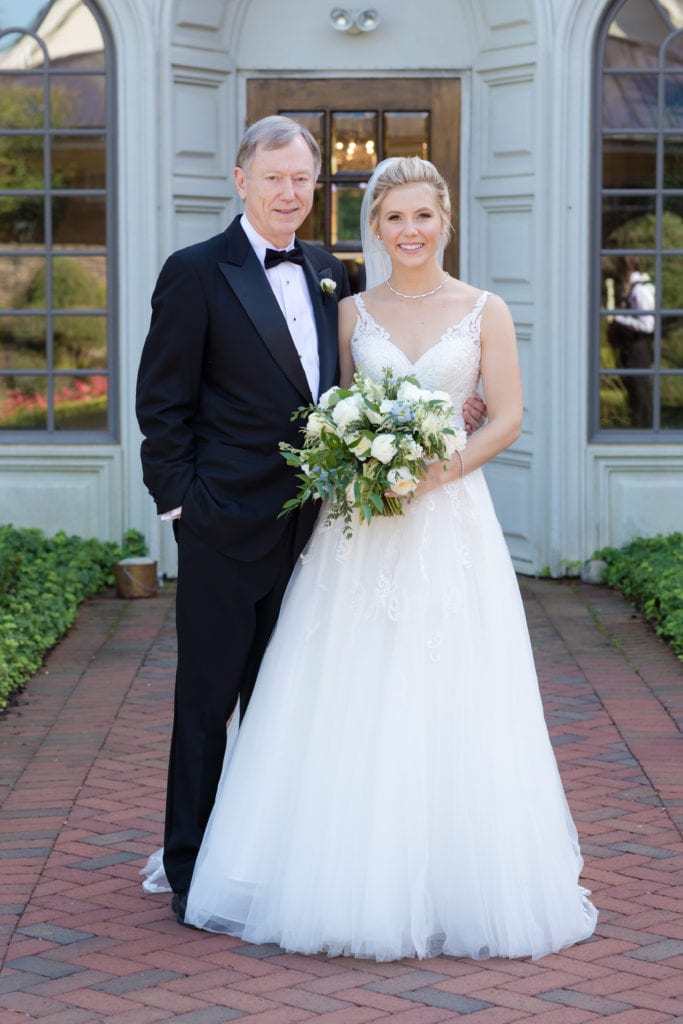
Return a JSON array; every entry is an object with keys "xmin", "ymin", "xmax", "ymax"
[{"xmin": 148, "ymin": 470, "xmax": 597, "ymax": 960}]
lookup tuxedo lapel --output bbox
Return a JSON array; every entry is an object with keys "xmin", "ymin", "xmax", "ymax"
[
  {"xmin": 218, "ymin": 220, "xmax": 312, "ymax": 404},
  {"xmin": 302, "ymin": 255, "xmax": 338, "ymax": 395}
]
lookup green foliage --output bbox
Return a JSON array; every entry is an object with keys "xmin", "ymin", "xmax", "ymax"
[
  {"xmin": 0, "ymin": 525, "xmax": 147, "ymax": 712},
  {"xmin": 593, "ymin": 533, "xmax": 683, "ymax": 661}
]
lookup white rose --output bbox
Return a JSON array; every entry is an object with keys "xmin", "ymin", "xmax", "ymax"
[
  {"xmin": 431, "ymin": 390, "xmax": 453, "ymax": 406},
  {"xmin": 387, "ymin": 466, "xmax": 419, "ymax": 495},
  {"xmin": 318, "ymin": 387, "xmax": 337, "ymax": 409},
  {"xmin": 370, "ymin": 433, "xmax": 397, "ymax": 464},
  {"xmin": 404, "ymin": 438, "xmax": 424, "ymax": 460},
  {"xmin": 332, "ymin": 395, "xmax": 361, "ymax": 431},
  {"xmin": 420, "ymin": 411, "xmax": 443, "ymax": 434},
  {"xmin": 349, "ymin": 433, "xmax": 372, "ymax": 458},
  {"xmin": 396, "ymin": 380, "xmax": 423, "ymax": 403},
  {"xmin": 306, "ymin": 411, "xmax": 327, "ymax": 437}
]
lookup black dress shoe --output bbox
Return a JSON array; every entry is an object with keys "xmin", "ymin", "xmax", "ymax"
[{"xmin": 171, "ymin": 889, "xmax": 188, "ymax": 925}]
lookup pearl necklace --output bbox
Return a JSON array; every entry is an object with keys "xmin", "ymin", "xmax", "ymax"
[{"xmin": 385, "ymin": 275, "xmax": 449, "ymax": 299}]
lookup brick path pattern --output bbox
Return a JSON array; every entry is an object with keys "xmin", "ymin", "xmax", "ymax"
[{"xmin": 1, "ymin": 578, "xmax": 682, "ymax": 1023}]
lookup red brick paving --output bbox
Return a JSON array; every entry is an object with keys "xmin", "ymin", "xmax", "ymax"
[{"xmin": 1, "ymin": 577, "xmax": 682, "ymax": 1022}]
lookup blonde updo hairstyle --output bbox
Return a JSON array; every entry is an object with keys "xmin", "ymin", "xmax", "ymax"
[{"xmin": 367, "ymin": 156, "xmax": 453, "ymax": 241}]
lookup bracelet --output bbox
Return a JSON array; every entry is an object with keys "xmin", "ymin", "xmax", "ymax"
[{"xmin": 455, "ymin": 449, "xmax": 465, "ymax": 479}]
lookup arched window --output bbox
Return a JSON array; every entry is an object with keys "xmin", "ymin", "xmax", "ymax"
[
  {"xmin": 595, "ymin": 0, "xmax": 683, "ymax": 437},
  {"xmin": 0, "ymin": 0, "xmax": 114, "ymax": 438}
]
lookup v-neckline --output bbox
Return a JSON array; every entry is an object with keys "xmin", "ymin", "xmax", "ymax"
[{"xmin": 355, "ymin": 291, "xmax": 486, "ymax": 368}]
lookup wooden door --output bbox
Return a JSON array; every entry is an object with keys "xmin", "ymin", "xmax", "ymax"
[{"xmin": 247, "ymin": 78, "xmax": 461, "ymax": 288}]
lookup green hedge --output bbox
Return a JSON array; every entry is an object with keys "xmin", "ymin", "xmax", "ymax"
[
  {"xmin": 594, "ymin": 532, "xmax": 683, "ymax": 661},
  {"xmin": 0, "ymin": 525, "xmax": 147, "ymax": 711}
]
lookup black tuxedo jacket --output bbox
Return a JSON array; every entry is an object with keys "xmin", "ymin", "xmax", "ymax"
[{"xmin": 136, "ymin": 215, "xmax": 350, "ymax": 560}]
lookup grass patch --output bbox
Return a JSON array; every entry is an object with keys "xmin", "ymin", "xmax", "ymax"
[
  {"xmin": 0, "ymin": 525, "xmax": 147, "ymax": 712},
  {"xmin": 594, "ymin": 532, "xmax": 683, "ymax": 661}
]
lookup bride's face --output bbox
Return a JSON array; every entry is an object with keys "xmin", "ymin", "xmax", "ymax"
[{"xmin": 376, "ymin": 183, "xmax": 448, "ymax": 272}]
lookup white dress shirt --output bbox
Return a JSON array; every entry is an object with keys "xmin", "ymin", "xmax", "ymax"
[
  {"xmin": 160, "ymin": 215, "xmax": 320, "ymax": 521},
  {"xmin": 240, "ymin": 214, "xmax": 320, "ymax": 401}
]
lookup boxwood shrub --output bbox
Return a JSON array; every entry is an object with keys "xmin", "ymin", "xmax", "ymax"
[{"xmin": 0, "ymin": 525, "xmax": 147, "ymax": 711}]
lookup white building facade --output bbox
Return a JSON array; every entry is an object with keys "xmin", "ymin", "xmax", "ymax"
[{"xmin": 0, "ymin": 0, "xmax": 681, "ymax": 576}]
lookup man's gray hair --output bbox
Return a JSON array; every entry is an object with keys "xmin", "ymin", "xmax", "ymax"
[{"xmin": 236, "ymin": 115, "xmax": 321, "ymax": 176}]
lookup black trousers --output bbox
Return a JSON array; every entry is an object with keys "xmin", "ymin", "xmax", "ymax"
[{"xmin": 162, "ymin": 516, "xmax": 300, "ymax": 894}]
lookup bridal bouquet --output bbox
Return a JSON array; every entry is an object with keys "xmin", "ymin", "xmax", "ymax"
[{"xmin": 279, "ymin": 368, "xmax": 466, "ymax": 536}]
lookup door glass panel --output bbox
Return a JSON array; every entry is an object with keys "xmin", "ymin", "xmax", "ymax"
[
  {"xmin": 0, "ymin": 133, "xmax": 44, "ymax": 189},
  {"xmin": 665, "ymin": 74, "xmax": 683, "ymax": 129},
  {"xmin": 50, "ymin": 75, "xmax": 106, "ymax": 129},
  {"xmin": 0, "ymin": 256, "xmax": 45, "ymax": 309},
  {"xmin": 281, "ymin": 111, "xmax": 324, "ymax": 164},
  {"xmin": 383, "ymin": 112, "xmax": 429, "ymax": 159},
  {"xmin": 665, "ymin": 31, "xmax": 683, "ymax": 68},
  {"xmin": 331, "ymin": 183, "xmax": 364, "ymax": 244},
  {"xmin": 0, "ymin": 196, "xmax": 44, "ymax": 246},
  {"xmin": 53, "ymin": 315, "xmax": 107, "ymax": 369},
  {"xmin": 331, "ymin": 112, "xmax": 377, "ymax": 172},
  {"xmin": 52, "ymin": 195, "xmax": 106, "ymax": 246},
  {"xmin": 600, "ymin": 372, "xmax": 653, "ymax": 428},
  {"xmin": 662, "ymin": 197, "xmax": 683, "ymax": 246},
  {"xmin": 603, "ymin": 135, "xmax": 656, "ymax": 188},
  {"xmin": 296, "ymin": 183, "xmax": 324, "ymax": 243}
]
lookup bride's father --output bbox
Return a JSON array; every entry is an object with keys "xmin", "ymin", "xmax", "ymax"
[{"xmin": 136, "ymin": 116, "xmax": 350, "ymax": 924}]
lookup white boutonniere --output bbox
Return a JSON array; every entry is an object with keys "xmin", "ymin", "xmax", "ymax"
[{"xmin": 320, "ymin": 277, "xmax": 337, "ymax": 302}]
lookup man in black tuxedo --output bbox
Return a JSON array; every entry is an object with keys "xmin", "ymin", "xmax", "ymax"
[{"xmin": 136, "ymin": 116, "xmax": 350, "ymax": 924}]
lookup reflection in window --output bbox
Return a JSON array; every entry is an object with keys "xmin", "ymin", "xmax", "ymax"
[
  {"xmin": 596, "ymin": 0, "xmax": 683, "ymax": 435},
  {"xmin": 0, "ymin": 1, "xmax": 112, "ymax": 438}
]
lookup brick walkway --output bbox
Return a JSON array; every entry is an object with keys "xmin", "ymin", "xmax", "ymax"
[{"xmin": 1, "ymin": 578, "xmax": 682, "ymax": 1023}]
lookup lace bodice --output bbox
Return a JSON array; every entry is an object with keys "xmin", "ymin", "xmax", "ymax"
[{"xmin": 351, "ymin": 291, "xmax": 487, "ymax": 428}]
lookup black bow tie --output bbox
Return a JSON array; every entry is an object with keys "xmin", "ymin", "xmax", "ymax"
[{"xmin": 264, "ymin": 242, "xmax": 305, "ymax": 270}]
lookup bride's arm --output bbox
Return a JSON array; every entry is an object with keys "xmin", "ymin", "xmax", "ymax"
[
  {"xmin": 337, "ymin": 296, "xmax": 358, "ymax": 388},
  {"xmin": 415, "ymin": 293, "xmax": 523, "ymax": 493}
]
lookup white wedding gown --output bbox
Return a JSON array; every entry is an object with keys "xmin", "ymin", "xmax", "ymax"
[{"xmin": 147, "ymin": 291, "xmax": 597, "ymax": 961}]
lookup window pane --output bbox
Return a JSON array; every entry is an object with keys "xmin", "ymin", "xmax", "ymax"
[
  {"xmin": 54, "ymin": 374, "xmax": 107, "ymax": 430},
  {"xmin": 0, "ymin": 255, "xmax": 45, "ymax": 309},
  {"xmin": 49, "ymin": 256, "xmax": 107, "ymax": 310},
  {"xmin": 51, "ymin": 134, "xmax": 106, "ymax": 189},
  {"xmin": 600, "ymin": 254, "xmax": 656, "ymax": 310},
  {"xmin": 280, "ymin": 112, "xmax": 324, "ymax": 165},
  {"xmin": 44, "ymin": 2, "xmax": 104, "ymax": 67},
  {"xmin": 665, "ymin": 73, "xmax": 683, "ymax": 128},
  {"xmin": 0, "ymin": 133, "xmax": 44, "ymax": 188},
  {"xmin": 383, "ymin": 112, "xmax": 429, "ymax": 160},
  {"xmin": 54, "ymin": 315, "xmax": 107, "ymax": 369},
  {"xmin": 662, "ymin": 198, "xmax": 683, "ymax": 245},
  {"xmin": 0, "ymin": 195, "xmax": 44, "ymax": 246},
  {"xmin": 50, "ymin": 75, "xmax": 105, "ymax": 129},
  {"xmin": 0, "ymin": 76, "xmax": 44, "ymax": 129},
  {"xmin": 297, "ymin": 183, "xmax": 324, "ymax": 243},
  {"xmin": 602, "ymin": 194, "xmax": 656, "ymax": 247},
  {"xmin": 603, "ymin": 135, "xmax": 656, "ymax": 187},
  {"xmin": 604, "ymin": 0, "xmax": 672, "ymax": 69},
  {"xmin": 600, "ymin": 372, "xmax": 653, "ymax": 428},
  {"xmin": 0, "ymin": 315, "xmax": 46, "ymax": 368},
  {"xmin": 599, "ymin": 374, "xmax": 631, "ymax": 428},
  {"xmin": 661, "ymin": 254, "xmax": 683, "ymax": 305},
  {"xmin": 660, "ymin": 374, "xmax": 683, "ymax": 426},
  {"xmin": 53, "ymin": 195, "xmax": 106, "ymax": 246},
  {"xmin": 664, "ymin": 30, "xmax": 683, "ymax": 69},
  {"xmin": 664, "ymin": 135, "xmax": 683, "ymax": 187},
  {"xmin": 603, "ymin": 74, "xmax": 658, "ymax": 129},
  {"xmin": 331, "ymin": 113, "xmax": 377, "ymax": 173},
  {"xmin": 662, "ymin": 316, "xmax": 683, "ymax": 368},
  {"xmin": 331, "ymin": 183, "xmax": 364, "ymax": 244},
  {"xmin": 0, "ymin": 374, "xmax": 47, "ymax": 430}
]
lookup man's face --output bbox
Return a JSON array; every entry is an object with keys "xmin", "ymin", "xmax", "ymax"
[{"xmin": 234, "ymin": 136, "xmax": 317, "ymax": 249}]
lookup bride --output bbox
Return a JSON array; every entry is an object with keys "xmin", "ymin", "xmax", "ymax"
[{"xmin": 144, "ymin": 156, "xmax": 597, "ymax": 962}]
